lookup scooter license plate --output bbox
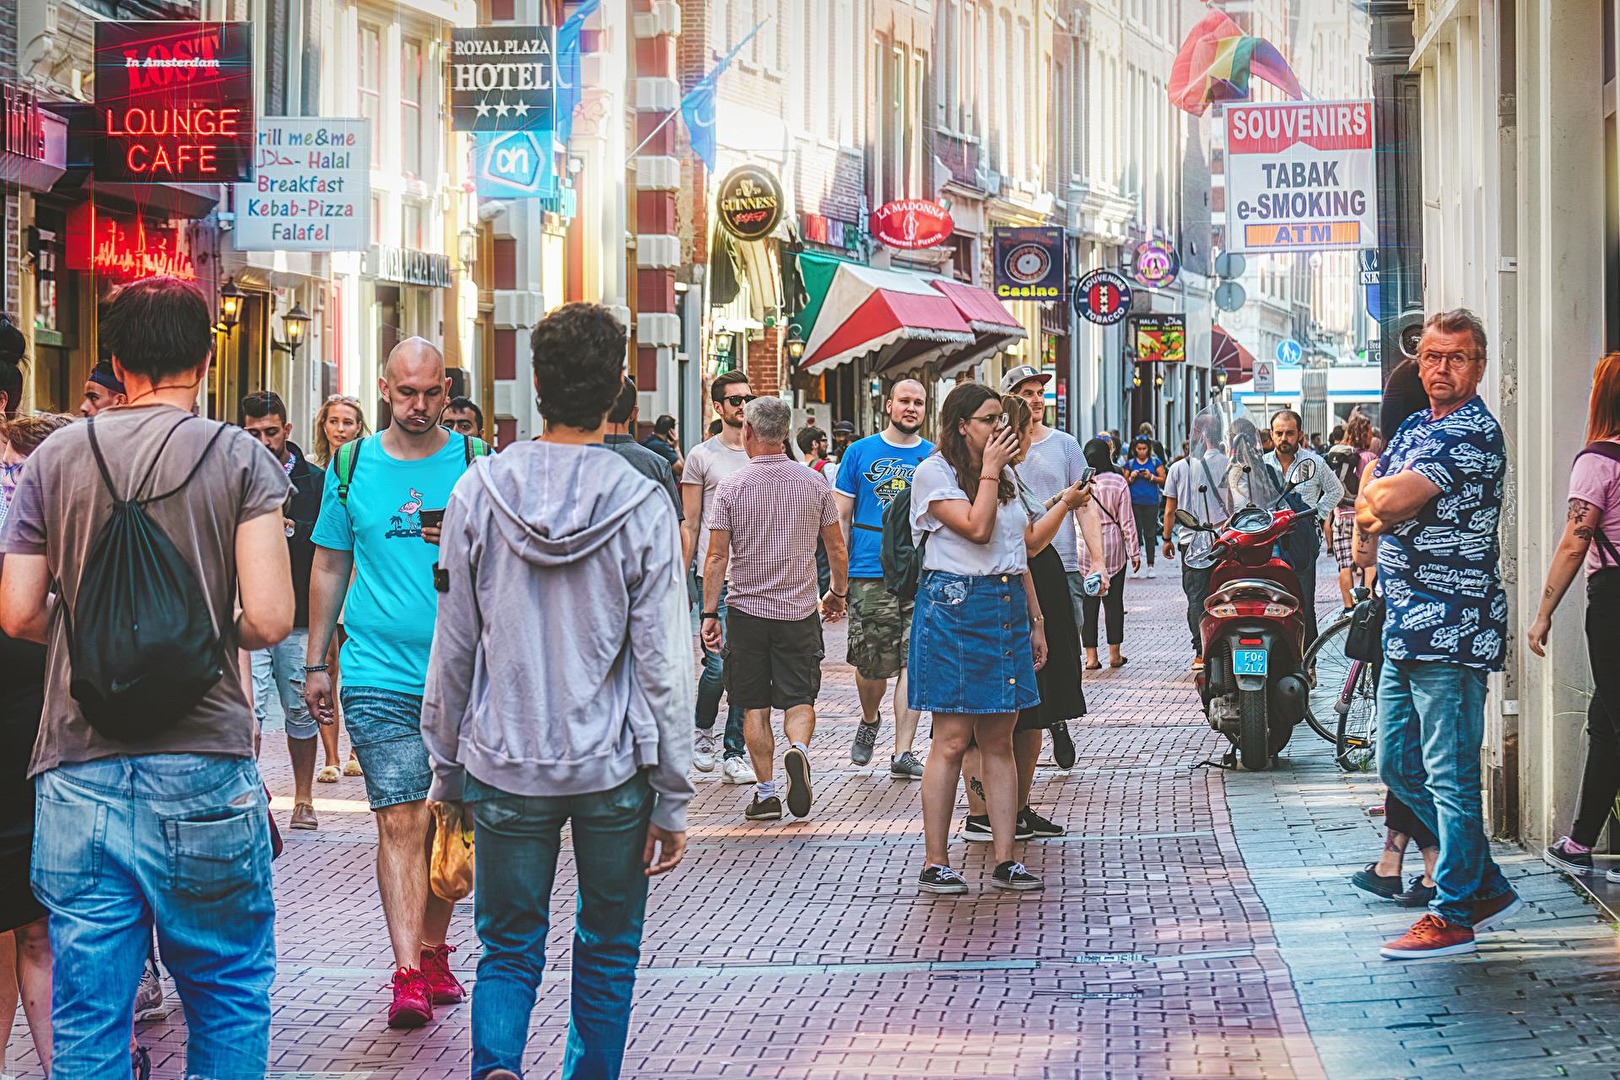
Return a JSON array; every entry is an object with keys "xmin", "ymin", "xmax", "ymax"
[{"xmin": 1232, "ymin": 649, "xmax": 1269, "ymax": 677}]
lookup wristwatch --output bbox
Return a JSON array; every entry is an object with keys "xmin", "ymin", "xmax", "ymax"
[{"xmin": 701, "ymin": 612, "xmax": 720, "ymax": 621}]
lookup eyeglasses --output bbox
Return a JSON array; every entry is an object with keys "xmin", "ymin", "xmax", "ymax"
[
  {"xmin": 968, "ymin": 413, "xmax": 1004, "ymax": 426},
  {"xmin": 1417, "ymin": 351, "xmax": 1480, "ymax": 370},
  {"xmin": 720, "ymin": 394, "xmax": 756, "ymax": 408},
  {"xmin": 324, "ymin": 394, "xmax": 363, "ymax": 406}
]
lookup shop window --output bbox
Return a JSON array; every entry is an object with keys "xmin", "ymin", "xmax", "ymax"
[
  {"xmin": 403, "ymin": 39, "xmax": 427, "ymax": 180},
  {"xmin": 359, "ymin": 24, "xmax": 382, "ymax": 169},
  {"xmin": 403, "ymin": 201, "xmax": 427, "ymax": 252}
]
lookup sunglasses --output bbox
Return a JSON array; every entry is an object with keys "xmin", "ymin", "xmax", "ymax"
[{"xmin": 719, "ymin": 394, "xmax": 757, "ymax": 408}]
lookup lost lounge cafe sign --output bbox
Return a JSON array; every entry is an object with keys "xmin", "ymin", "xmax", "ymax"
[{"xmin": 94, "ymin": 21, "xmax": 255, "ymax": 183}]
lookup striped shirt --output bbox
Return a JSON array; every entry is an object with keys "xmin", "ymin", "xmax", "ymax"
[
  {"xmin": 709, "ymin": 454, "xmax": 839, "ymax": 620},
  {"xmin": 1076, "ymin": 472, "xmax": 1140, "ymax": 576}
]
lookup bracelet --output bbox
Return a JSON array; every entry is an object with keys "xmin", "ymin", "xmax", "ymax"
[
  {"xmin": 1032, "ymin": 615, "xmax": 1046, "ymax": 624},
  {"xmin": 978, "ymin": 474, "xmax": 1000, "ymax": 484},
  {"xmin": 303, "ymin": 664, "xmax": 329, "ymax": 673},
  {"xmin": 829, "ymin": 590, "xmax": 847, "ymax": 598},
  {"xmin": 701, "ymin": 612, "xmax": 720, "ymax": 621}
]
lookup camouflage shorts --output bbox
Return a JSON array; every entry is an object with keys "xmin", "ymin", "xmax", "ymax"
[{"xmin": 846, "ymin": 578, "xmax": 914, "ymax": 681}]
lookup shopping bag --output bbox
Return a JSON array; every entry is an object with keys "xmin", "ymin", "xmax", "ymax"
[{"xmin": 429, "ymin": 800, "xmax": 475, "ymax": 901}]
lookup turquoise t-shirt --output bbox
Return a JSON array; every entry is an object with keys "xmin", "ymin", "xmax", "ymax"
[{"xmin": 311, "ymin": 434, "xmax": 478, "ymax": 696}]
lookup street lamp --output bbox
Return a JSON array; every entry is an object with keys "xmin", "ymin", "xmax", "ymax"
[
  {"xmin": 458, "ymin": 226, "xmax": 479, "ymax": 269},
  {"xmin": 218, "ymin": 277, "xmax": 244, "ymax": 332},
  {"xmin": 785, "ymin": 324, "xmax": 806, "ymax": 362},
  {"xmin": 283, "ymin": 302, "xmax": 312, "ymax": 357}
]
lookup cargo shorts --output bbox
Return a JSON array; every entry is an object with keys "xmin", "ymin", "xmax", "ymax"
[{"xmin": 846, "ymin": 577, "xmax": 913, "ymax": 681}]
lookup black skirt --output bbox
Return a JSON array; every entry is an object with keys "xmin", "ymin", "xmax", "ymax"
[
  {"xmin": 1017, "ymin": 545, "xmax": 1087, "ymax": 731},
  {"xmin": 0, "ymin": 632, "xmax": 46, "ymax": 932}
]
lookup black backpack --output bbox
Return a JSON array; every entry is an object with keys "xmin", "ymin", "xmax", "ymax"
[
  {"xmin": 880, "ymin": 486, "xmax": 927, "ymax": 599},
  {"xmin": 1324, "ymin": 445, "xmax": 1364, "ymax": 506},
  {"xmin": 65, "ymin": 417, "xmax": 229, "ymax": 740}
]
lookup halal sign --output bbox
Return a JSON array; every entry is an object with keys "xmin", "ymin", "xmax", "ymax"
[
  {"xmin": 716, "ymin": 165, "xmax": 782, "ymax": 241},
  {"xmin": 1074, "ymin": 269, "xmax": 1134, "ymax": 326},
  {"xmin": 449, "ymin": 27, "xmax": 556, "ymax": 133},
  {"xmin": 870, "ymin": 199, "xmax": 954, "ymax": 250},
  {"xmin": 1132, "ymin": 239, "xmax": 1181, "ymax": 289},
  {"xmin": 94, "ymin": 21, "xmax": 255, "ymax": 183}
]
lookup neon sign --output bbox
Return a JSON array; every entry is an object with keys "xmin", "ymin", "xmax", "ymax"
[
  {"xmin": 94, "ymin": 21, "xmax": 254, "ymax": 183},
  {"xmin": 65, "ymin": 205, "xmax": 196, "ymax": 282}
]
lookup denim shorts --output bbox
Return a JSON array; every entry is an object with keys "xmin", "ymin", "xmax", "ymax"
[
  {"xmin": 341, "ymin": 686, "xmax": 431, "ymax": 810},
  {"xmin": 907, "ymin": 571, "xmax": 1041, "ymax": 715}
]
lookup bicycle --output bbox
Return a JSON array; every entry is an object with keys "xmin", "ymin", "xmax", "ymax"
[{"xmin": 1302, "ymin": 606, "xmax": 1379, "ymax": 771}]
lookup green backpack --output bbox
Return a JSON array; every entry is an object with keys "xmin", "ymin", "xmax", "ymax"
[{"xmin": 332, "ymin": 433, "xmax": 491, "ymax": 506}]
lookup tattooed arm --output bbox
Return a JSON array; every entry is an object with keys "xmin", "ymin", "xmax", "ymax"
[{"xmin": 1527, "ymin": 497, "xmax": 1600, "ymax": 657}]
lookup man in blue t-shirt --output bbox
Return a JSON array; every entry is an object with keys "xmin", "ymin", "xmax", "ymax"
[
  {"xmin": 834, "ymin": 379, "xmax": 933, "ymax": 778},
  {"xmin": 305, "ymin": 338, "xmax": 486, "ymax": 1029}
]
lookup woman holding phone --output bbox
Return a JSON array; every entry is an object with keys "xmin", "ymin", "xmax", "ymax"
[{"xmin": 909, "ymin": 383, "xmax": 1046, "ymax": 895}]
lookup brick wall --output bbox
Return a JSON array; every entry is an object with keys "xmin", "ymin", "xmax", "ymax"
[{"xmin": 744, "ymin": 326, "xmax": 783, "ymax": 397}]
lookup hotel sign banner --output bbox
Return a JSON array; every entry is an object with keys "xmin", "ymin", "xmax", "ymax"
[
  {"xmin": 94, "ymin": 21, "xmax": 255, "ymax": 183},
  {"xmin": 235, "ymin": 118, "xmax": 369, "ymax": 251},
  {"xmin": 449, "ymin": 27, "xmax": 556, "ymax": 133},
  {"xmin": 1225, "ymin": 99, "xmax": 1378, "ymax": 254}
]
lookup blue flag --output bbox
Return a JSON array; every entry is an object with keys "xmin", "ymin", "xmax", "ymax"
[
  {"xmin": 556, "ymin": 0, "xmax": 602, "ymax": 148},
  {"xmin": 679, "ymin": 19, "xmax": 766, "ymax": 171}
]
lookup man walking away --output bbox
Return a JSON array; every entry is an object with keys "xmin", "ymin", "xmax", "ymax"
[
  {"xmin": 1265, "ymin": 408, "xmax": 1342, "ymax": 648},
  {"xmin": 0, "ymin": 275, "xmax": 293, "ymax": 1078},
  {"xmin": 241, "ymin": 390, "xmax": 329, "ymax": 831},
  {"xmin": 423, "ymin": 303, "xmax": 691, "ymax": 1080},
  {"xmin": 1162, "ymin": 414, "xmax": 1230, "ymax": 671},
  {"xmin": 305, "ymin": 337, "xmax": 486, "ymax": 1028},
  {"xmin": 1358, "ymin": 309, "xmax": 1518, "ymax": 959},
  {"xmin": 833, "ymin": 381, "xmax": 932, "ymax": 778},
  {"xmin": 599, "ymin": 377, "xmax": 682, "ymax": 518},
  {"xmin": 681, "ymin": 371, "xmax": 755, "ymax": 782},
  {"xmin": 702, "ymin": 397, "xmax": 848, "ymax": 821}
]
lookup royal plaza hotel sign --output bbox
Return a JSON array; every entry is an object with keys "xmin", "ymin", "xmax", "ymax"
[
  {"xmin": 94, "ymin": 21, "xmax": 254, "ymax": 183},
  {"xmin": 449, "ymin": 27, "xmax": 555, "ymax": 133}
]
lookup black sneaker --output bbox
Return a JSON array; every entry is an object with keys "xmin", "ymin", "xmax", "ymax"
[
  {"xmin": 1544, "ymin": 837, "xmax": 1595, "ymax": 877},
  {"xmin": 962, "ymin": 814, "xmax": 1034, "ymax": 842},
  {"xmin": 1050, "ymin": 722, "xmax": 1077, "ymax": 770},
  {"xmin": 1395, "ymin": 876, "xmax": 1437, "ymax": 908},
  {"xmin": 991, "ymin": 860, "xmax": 1043, "ymax": 892},
  {"xmin": 1018, "ymin": 806, "xmax": 1066, "ymax": 838},
  {"xmin": 1349, "ymin": 863, "xmax": 1404, "ymax": 899},
  {"xmin": 745, "ymin": 795, "xmax": 782, "ymax": 821},
  {"xmin": 850, "ymin": 720, "xmax": 880, "ymax": 766},
  {"xmin": 918, "ymin": 865, "xmax": 969, "ymax": 895},
  {"xmin": 784, "ymin": 746, "xmax": 813, "ymax": 818}
]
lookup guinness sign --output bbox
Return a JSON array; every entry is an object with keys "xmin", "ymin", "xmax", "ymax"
[{"xmin": 716, "ymin": 165, "xmax": 782, "ymax": 242}]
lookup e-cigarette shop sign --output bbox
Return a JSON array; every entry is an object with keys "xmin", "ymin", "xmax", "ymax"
[
  {"xmin": 94, "ymin": 21, "xmax": 255, "ymax": 183},
  {"xmin": 449, "ymin": 27, "xmax": 556, "ymax": 133},
  {"xmin": 1224, "ymin": 100, "xmax": 1378, "ymax": 254}
]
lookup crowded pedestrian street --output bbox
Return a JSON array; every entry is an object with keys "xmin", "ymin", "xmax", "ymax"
[{"xmin": 4, "ymin": 573, "xmax": 1610, "ymax": 1080}]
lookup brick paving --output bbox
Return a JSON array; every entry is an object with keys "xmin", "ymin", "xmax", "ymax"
[{"xmin": 5, "ymin": 567, "xmax": 1616, "ymax": 1079}]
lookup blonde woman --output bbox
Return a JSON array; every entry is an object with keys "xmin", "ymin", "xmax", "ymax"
[{"xmin": 312, "ymin": 395, "xmax": 369, "ymax": 780}]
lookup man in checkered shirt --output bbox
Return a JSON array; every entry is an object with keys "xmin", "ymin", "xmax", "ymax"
[{"xmin": 700, "ymin": 396, "xmax": 849, "ymax": 824}]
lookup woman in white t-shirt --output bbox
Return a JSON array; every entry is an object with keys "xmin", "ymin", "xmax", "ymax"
[{"xmin": 907, "ymin": 383, "xmax": 1046, "ymax": 895}]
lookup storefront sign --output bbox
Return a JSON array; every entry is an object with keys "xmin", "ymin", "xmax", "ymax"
[
  {"xmin": 368, "ymin": 244, "xmax": 453, "ymax": 288},
  {"xmin": 94, "ymin": 21, "xmax": 255, "ymax": 183},
  {"xmin": 235, "ymin": 118, "xmax": 368, "ymax": 251},
  {"xmin": 870, "ymin": 199, "xmax": 953, "ymax": 250},
  {"xmin": 1132, "ymin": 239, "xmax": 1181, "ymax": 289},
  {"xmin": 3, "ymin": 85, "xmax": 44, "ymax": 162},
  {"xmin": 64, "ymin": 204, "xmax": 195, "ymax": 281},
  {"xmin": 1132, "ymin": 314, "xmax": 1186, "ymax": 364},
  {"xmin": 716, "ymin": 165, "xmax": 782, "ymax": 241},
  {"xmin": 992, "ymin": 227, "xmax": 1065, "ymax": 300},
  {"xmin": 449, "ymin": 27, "xmax": 556, "ymax": 133},
  {"xmin": 1073, "ymin": 269, "xmax": 1133, "ymax": 326},
  {"xmin": 473, "ymin": 130, "xmax": 559, "ymax": 199},
  {"xmin": 1225, "ymin": 100, "xmax": 1378, "ymax": 254}
]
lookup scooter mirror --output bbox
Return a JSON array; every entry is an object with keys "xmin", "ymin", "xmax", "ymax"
[
  {"xmin": 1175, "ymin": 508, "xmax": 1203, "ymax": 530},
  {"xmin": 1295, "ymin": 459, "xmax": 1316, "ymax": 482}
]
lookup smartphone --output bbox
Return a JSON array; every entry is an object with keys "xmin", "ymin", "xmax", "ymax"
[
  {"xmin": 1078, "ymin": 467, "xmax": 1097, "ymax": 485},
  {"xmin": 995, "ymin": 413, "xmax": 1011, "ymax": 431},
  {"xmin": 418, "ymin": 508, "xmax": 446, "ymax": 529}
]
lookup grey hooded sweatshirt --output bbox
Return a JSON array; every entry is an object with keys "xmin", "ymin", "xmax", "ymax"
[{"xmin": 421, "ymin": 440, "xmax": 695, "ymax": 833}]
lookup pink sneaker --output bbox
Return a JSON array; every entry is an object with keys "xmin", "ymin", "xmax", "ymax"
[
  {"xmin": 420, "ymin": 943, "xmax": 465, "ymax": 1005},
  {"xmin": 387, "ymin": 967, "xmax": 433, "ymax": 1029}
]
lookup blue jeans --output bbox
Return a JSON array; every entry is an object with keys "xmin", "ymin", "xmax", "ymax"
[
  {"xmin": 465, "ymin": 773, "xmax": 653, "ymax": 1080},
  {"xmin": 251, "ymin": 626, "xmax": 317, "ymax": 740},
  {"xmin": 693, "ymin": 576, "xmax": 745, "ymax": 759},
  {"xmin": 33, "ymin": 754, "xmax": 276, "ymax": 1079},
  {"xmin": 1377, "ymin": 659, "xmax": 1511, "ymax": 927}
]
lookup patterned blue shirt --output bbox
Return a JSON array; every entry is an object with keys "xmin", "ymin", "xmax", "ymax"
[{"xmin": 1375, "ymin": 396, "xmax": 1507, "ymax": 671}]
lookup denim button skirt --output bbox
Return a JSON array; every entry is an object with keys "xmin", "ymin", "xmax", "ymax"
[{"xmin": 907, "ymin": 571, "xmax": 1042, "ymax": 715}]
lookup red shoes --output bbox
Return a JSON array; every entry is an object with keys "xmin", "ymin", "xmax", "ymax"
[
  {"xmin": 387, "ymin": 967, "xmax": 433, "ymax": 1029},
  {"xmin": 421, "ymin": 943, "xmax": 466, "ymax": 1005}
]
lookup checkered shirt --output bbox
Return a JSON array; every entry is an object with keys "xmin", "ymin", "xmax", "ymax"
[{"xmin": 708, "ymin": 454, "xmax": 839, "ymax": 620}]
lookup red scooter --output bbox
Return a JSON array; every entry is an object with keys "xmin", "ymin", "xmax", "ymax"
[{"xmin": 1175, "ymin": 458, "xmax": 1317, "ymax": 771}]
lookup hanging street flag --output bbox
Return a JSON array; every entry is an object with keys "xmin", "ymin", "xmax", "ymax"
[
  {"xmin": 555, "ymin": 0, "xmax": 601, "ymax": 148},
  {"xmin": 1167, "ymin": 7, "xmax": 1305, "ymax": 116},
  {"xmin": 679, "ymin": 18, "xmax": 767, "ymax": 171}
]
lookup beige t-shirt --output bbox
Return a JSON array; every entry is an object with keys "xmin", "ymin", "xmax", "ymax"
[
  {"xmin": 679, "ymin": 434, "xmax": 749, "ymax": 570},
  {"xmin": 0, "ymin": 405, "xmax": 290, "ymax": 777}
]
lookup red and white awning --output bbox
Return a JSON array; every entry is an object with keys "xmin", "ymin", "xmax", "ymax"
[
  {"xmin": 924, "ymin": 277, "xmax": 1029, "ymax": 377},
  {"xmin": 1213, "ymin": 324, "xmax": 1256, "ymax": 385},
  {"xmin": 798, "ymin": 263, "xmax": 976, "ymax": 375}
]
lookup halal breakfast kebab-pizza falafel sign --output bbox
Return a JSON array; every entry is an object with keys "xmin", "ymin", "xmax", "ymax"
[{"xmin": 94, "ymin": 21, "xmax": 254, "ymax": 183}]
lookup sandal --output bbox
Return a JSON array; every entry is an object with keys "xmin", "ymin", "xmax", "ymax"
[
  {"xmin": 343, "ymin": 754, "xmax": 363, "ymax": 777},
  {"xmin": 1084, "ymin": 661, "xmax": 1103, "ymax": 671},
  {"xmin": 317, "ymin": 765, "xmax": 341, "ymax": 784},
  {"xmin": 1110, "ymin": 656, "xmax": 1129, "ymax": 668}
]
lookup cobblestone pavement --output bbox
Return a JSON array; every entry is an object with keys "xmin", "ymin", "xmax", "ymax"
[{"xmin": 6, "ymin": 568, "xmax": 1616, "ymax": 1080}]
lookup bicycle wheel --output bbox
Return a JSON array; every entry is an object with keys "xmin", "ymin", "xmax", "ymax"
[
  {"xmin": 1335, "ymin": 660, "xmax": 1378, "ymax": 772},
  {"xmin": 1302, "ymin": 615, "xmax": 1354, "ymax": 744}
]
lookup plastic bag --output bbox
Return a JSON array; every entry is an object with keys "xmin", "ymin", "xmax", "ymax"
[{"xmin": 429, "ymin": 800, "xmax": 475, "ymax": 901}]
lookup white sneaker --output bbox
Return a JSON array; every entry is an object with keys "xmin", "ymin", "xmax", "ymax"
[
  {"xmin": 1146, "ymin": 567, "xmax": 1157, "ymax": 579},
  {"xmin": 692, "ymin": 729, "xmax": 718, "ymax": 772},
  {"xmin": 722, "ymin": 756, "xmax": 757, "ymax": 785}
]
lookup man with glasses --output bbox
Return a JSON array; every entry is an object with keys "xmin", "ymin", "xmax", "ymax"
[
  {"xmin": 1357, "ymin": 309, "xmax": 1516, "ymax": 960},
  {"xmin": 680, "ymin": 370, "xmax": 756, "ymax": 784}
]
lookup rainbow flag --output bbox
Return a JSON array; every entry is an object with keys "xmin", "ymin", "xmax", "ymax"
[{"xmin": 1168, "ymin": 7, "xmax": 1306, "ymax": 116}]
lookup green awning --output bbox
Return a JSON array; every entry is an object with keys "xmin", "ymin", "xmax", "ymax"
[{"xmin": 794, "ymin": 249, "xmax": 861, "ymax": 343}]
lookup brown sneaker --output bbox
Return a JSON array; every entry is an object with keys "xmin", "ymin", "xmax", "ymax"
[
  {"xmin": 745, "ymin": 795, "xmax": 783, "ymax": 821},
  {"xmin": 1469, "ymin": 888, "xmax": 1524, "ymax": 932},
  {"xmin": 289, "ymin": 802, "xmax": 318, "ymax": 831},
  {"xmin": 1379, "ymin": 913, "xmax": 1476, "ymax": 959}
]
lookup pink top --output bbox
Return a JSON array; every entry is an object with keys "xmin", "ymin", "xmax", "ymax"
[
  {"xmin": 709, "ymin": 454, "xmax": 839, "ymax": 620},
  {"xmin": 1569, "ymin": 444, "xmax": 1620, "ymax": 575},
  {"xmin": 1076, "ymin": 472, "xmax": 1140, "ymax": 576}
]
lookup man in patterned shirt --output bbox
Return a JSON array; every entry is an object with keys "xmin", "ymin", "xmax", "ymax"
[
  {"xmin": 1357, "ymin": 309, "xmax": 1517, "ymax": 961},
  {"xmin": 701, "ymin": 397, "xmax": 848, "ymax": 823}
]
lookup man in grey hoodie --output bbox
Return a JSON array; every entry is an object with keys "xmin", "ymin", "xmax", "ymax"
[{"xmin": 421, "ymin": 302, "xmax": 693, "ymax": 1080}]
